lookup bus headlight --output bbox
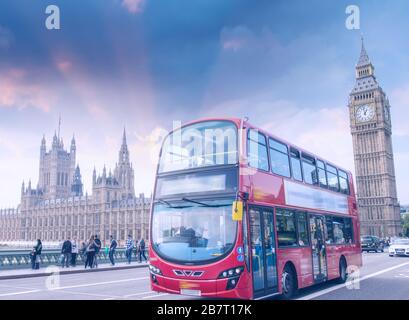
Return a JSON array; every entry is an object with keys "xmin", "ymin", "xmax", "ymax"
[
  {"xmin": 218, "ymin": 266, "xmax": 244, "ymax": 279},
  {"xmin": 226, "ymin": 276, "xmax": 240, "ymax": 290},
  {"xmin": 149, "ymin": 264, "xmax": 162, "ymax": 275}
]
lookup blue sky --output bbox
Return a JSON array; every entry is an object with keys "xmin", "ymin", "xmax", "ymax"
[{"xmin": 0, "ymin": 0, "xmax": 409, "ymax": 206}]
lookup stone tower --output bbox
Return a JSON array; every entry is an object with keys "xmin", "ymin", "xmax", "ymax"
[
  {"xmin": 71, "ymin": 165, "xmax": 83, "ymax": 197},
  {"xmin": 36, "ymin": 131, "xmax": 76, "ymax": 199},
  {"xmin": 93, "ymin": 129, "xmax": 135, "ymax": 203},
  {"xmin": 114, "ymin": 128, "xmax": 135, "ymax": 199},
  {"xmin": 348, "ymin": 38, "xmax": 402, "ymax": 237}
]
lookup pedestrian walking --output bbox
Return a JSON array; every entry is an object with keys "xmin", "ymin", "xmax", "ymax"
[
  {"xmin": 30, "ymin": 239, "xmax": 42, "ymax": 270},
  {"xmin": 93, "ymin": 234, "xmax": 102, "ymax": 268},
  {"xmin": 71, "ymin": 238, "xmax": 78, "ymax": 267},
  {"xmin": 109, "ymin": 235, "xmax": 117, "ymax": 266},
  {"xmin": 125, "ymin": 235, "xmax": 134, "ymax": 264},
  {"xmin": 61, "ymin": 237, "xmax": 72, "ymax": 268},
  {"xmin": 85, "ymin": 235, "xmax": 96, "ymax": 269},
  {"xmin": 138, "ymin": 238, "xmax": 147, "ymax": 263}
]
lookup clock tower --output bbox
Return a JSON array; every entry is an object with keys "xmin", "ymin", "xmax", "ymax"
[{"xmin": 348, "ymin": 38, "xmax": 402, "ymax": 237}]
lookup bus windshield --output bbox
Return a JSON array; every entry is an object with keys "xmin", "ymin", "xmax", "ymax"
[
  {"xmin": 158, "ymin": 120, "xmax": 238, "ymax": 173},
  {"xmin": 151, "ymin": 199, "xmax": 237, "ymax": 264}
]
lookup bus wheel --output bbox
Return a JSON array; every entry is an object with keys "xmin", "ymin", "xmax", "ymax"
[
  {"xmin": 337, "ymin": 258, "xmax": 347, "ymax": 284},
  {"xmin": 281, "ymin": 265, "xmax": 297, "ymax": 299}
]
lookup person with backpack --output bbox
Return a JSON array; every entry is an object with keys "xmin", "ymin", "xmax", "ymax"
[
  {"xmin": 138, "ymin": 238, "xmax": 147, "ymax": 263},
  {"xmin": 61, "ymin": 237, "xmax": 72, "ymax": 268},
  {"xmin": 109, "ymin": 235, "xmax": 117, "ymax": 266},
  {"xmin": 125, "ymin": 235, "xmax": 134, "ymax": 264},
  {"xmin": 93, "ymin": 234, "xmax": 102, "ymax": 268},
  {"xmin": 84, "ymin": 235, "xmax": 96, "ymax": 269}
]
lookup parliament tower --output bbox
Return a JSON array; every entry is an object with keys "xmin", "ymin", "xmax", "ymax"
[{"xmin": 348, "ymin": 38, "xmax": 402, "ymax": 237}]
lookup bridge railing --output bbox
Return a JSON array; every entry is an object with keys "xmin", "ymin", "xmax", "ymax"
[{"xmin": 0, "ymin": 248, "xmax": 149, "ymax": 270}]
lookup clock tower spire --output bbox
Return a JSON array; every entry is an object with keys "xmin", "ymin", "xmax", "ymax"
[{"xmin": 348, "ymin": 37, "xmax": 402, "ymax": 237}]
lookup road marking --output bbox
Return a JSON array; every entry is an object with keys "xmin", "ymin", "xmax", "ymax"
[
  {"xmin": 298, "ymin": 260, "xmax": 409, "ymax": 300},
  {"xmin": 122, "ymin": 291, "xmax": 154, "ymax": 298},
  {"xmin": 0, "ymin": 276, "xmax": 148, "ymax": 298},
  {"xmin": 0, "ymin": 289, "xmax": 41, "ymax": 297},
  {"xmin": 142, "ymin": 293, "xmax": 171, "ymax": 299},
  {"xmin": 0, "ymin": 283, "xmax": 39, "ymax": 291},
  {"xmin": 58, "ymin": 289, "xmax": 122, "ymax": 299},
  {"xmin": 53, "ymin": 276, "xmax": 149, "ymax": 290}
]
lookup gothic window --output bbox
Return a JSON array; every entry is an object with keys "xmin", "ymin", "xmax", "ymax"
[{"xmin": 95, "ymin": 213, "xmax": 100, "ymax": 225}]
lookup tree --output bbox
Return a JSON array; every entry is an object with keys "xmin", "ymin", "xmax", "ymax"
[{"xmin": 402, "ymin": 214, "xmax": 409, "ymax": 237}]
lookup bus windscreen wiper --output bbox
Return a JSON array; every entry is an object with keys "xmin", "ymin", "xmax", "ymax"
[
  {"xmin": 181, "ymin": 197, "xmax": 230, "ymax": 208},
  {"xmin": 156, "ymin": 199, "xmax": 191, "ymax": 209}
]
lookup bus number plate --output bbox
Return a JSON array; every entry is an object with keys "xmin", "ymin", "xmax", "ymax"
[{"xmin": 181, "ymin": 289, "xmax": 201, "ymax": 296}]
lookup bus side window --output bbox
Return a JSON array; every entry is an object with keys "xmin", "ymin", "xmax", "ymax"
[
  {"xmin": 326, "ymin": 164, "xmax": 340, "ymax": 192},
  {"xmin": 296, "ymin": 212, "xmax": 309, "ymax": 246},
  {"xmin": 276, "ymin": 208, "xmax": 297, "ymax": 247},
  {"xmin": 247, "ymin": 129, "xmax": 269, "ymax": 171},
  {"xmin": 325, "ymin": 216, "xmax": 334, "ymax": 244},
  {"xmin": 343, "ymin": 217, "xmax": 354, "ymax": 244},
  {"xmin": 269, "ymin": 138, "xmax": 291, "ymax": 178},
  {"xmin": 290, "ymin": 148, "xmax": 303, "ymax": 182},
  {"xmin": 338, "ymin": 170, "xmax": 350, "ymax": 195},
  {"xmin": 317, "ymin": 160, "xmax": 328, "ymax": 188},
  {"xmin": 302, "ymin": 153, "xmax": 318, "ymax": 185}
]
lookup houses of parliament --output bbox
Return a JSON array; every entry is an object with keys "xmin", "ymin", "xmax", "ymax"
[{"xmin": 0, "ymin": 127, "xmax": 151, "ymax": 244}]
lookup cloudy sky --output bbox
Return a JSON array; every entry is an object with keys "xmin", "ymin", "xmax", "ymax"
[{"xmin": 0, "ymin": 0, "xmax": 409, "ymax": 207}]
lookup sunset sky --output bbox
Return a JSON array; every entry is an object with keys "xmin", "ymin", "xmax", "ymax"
[{"xmin": 1, "ymin": 0, "xmax": 409, "ymax": 207}]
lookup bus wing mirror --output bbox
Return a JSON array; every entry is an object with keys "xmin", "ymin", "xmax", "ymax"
[{"xmin": 232, "ymin": 201, "xmax": 243, "ymax": 221}]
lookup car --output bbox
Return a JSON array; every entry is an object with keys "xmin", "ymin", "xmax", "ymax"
[
  {"xmin": 361, "ymin": 235, "xmax": 384, "ymax": 253},
  {"xmin": 389, "ymin": 238, "xmax": 409, "ymax": 257}
]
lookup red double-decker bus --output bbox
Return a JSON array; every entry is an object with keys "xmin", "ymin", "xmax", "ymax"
[{"xmin": 149, "ymin": 118, "xmax": 362, "ymax": 299}]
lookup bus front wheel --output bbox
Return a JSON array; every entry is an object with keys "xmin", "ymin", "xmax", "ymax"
[
  {"xmin": 281, "ymin": 265, "xmax": 297, "ymax": 299},
  {"xmin": 337, "ymin": 258, "xmax": 347, "ymax": 284}
]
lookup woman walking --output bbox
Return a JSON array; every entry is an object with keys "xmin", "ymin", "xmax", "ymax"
[{"xmin": 84, "ymin": 235, "xmax": 96, "ymax": 269}]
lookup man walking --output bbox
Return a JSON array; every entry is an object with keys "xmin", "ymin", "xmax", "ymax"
[
  {"xmin": 125, "ymin": 235, "xmax": 134, "ymax": 264},
  {"xmin": 138, "ymin": 238, "xmax": 147, "ymax": 263},
  {"xmin": 61, "ymin": 237, "xmax": 72, "ymax": 268},
  {"xmin": 71, "ymin": 238, "xmax": 78, "ymax": 267},
  {"xmin": 109, "ymin": 235, "xmax": 117, "ymax": 266},
  {"xmin": 93, "ymin": 234, "xmax": 102, "ymax": 268}
]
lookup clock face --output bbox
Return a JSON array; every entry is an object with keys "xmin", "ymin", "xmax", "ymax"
[{"xmin": 356, "ymin": 105, "xmax": 375, "ymax": 122}]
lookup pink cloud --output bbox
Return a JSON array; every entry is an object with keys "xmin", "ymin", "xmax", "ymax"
[
  {"xmin": 56, "ymin": 60, "xmax": 72, "ymax": 73},
  {"xmin": 0, "ymin": 68, "xmax": 54, "ymax": 112},
  {"xmin": 122, "ymin": 0, "xmax": 145, "ymax": 14}
]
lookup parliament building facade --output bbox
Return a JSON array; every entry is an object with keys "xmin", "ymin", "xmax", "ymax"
[{"xmin": 0, "ymin": 129, "xmax": 150, "ymax": 245}]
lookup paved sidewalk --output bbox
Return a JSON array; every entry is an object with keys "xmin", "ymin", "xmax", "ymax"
[{"xmin": 0, "ymin": 261, "xmax": 149, "ymax": 280}]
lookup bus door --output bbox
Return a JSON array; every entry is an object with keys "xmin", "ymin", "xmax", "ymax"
[
  {"xmin": 309, "ymin": 215, "xmax": 328, "ymax": 283},
  {"xmin": 249, "ymin": 206, "xmax": 278, "ymax": 297}
]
